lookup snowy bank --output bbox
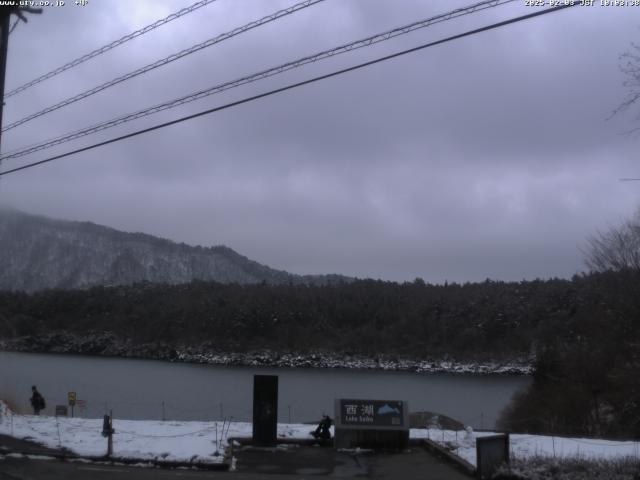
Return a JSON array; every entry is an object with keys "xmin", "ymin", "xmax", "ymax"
[
  {"xmin": 176, "ymin": 350, "xmax": 533, "ymax": 375},
  {"xmin": 0, "ymin": 333, "xmax": 533, "ymax": 375},
  {"xmin": 0, "ymin": 402, "xmax": 315, "ymax": 464},
  {"xmin": 414, "ymin": 428, "xmax": 640, "ymax": 467}
]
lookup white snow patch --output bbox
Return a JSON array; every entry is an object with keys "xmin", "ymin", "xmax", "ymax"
[
  {"xmin": 413, "ymin": 428, "xmax": 640, "ymax": 467},
  {"xmin": 0, "ymin": 401, "xmax": 315, "ymax": 464}
]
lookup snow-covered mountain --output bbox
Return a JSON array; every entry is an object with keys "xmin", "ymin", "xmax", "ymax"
[{"xmin": 0, "ymin": 208, "xmax": 348, "ymax": 292}]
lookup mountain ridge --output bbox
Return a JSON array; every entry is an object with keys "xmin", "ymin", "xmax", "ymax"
[{"xmin": 0, "ymin": 207, "xmax": 351, "ymax": 292}]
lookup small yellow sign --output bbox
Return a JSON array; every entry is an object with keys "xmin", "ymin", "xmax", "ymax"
[{"xmin": 68, "ymin": 391, "xmax": 76, "ymax": 406}]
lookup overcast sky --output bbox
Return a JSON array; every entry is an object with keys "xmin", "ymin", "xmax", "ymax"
[{"xmin": 0, "ymin": 0, "xmax": 639, "ymax": 282}]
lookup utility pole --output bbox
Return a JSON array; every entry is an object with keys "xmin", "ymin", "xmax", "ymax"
[{"xmin": 0, "ymin": 8, "xmax": 11, "ymax": 154}]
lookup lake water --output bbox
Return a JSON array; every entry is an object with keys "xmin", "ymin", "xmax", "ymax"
[{"xmin": 0, "ymin": 351, "xmax": 530, "ymax": 428}]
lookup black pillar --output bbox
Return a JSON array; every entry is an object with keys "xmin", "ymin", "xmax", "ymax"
[{"xmin": 252, "ymin": 375, "xmax": 278, "ymax": 446}]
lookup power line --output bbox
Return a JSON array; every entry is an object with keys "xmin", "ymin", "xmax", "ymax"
[
  {"xmin": 0, "ymin": 3, "xmax": 578, "ymax": 178},
  {"xmin": 0, "ymin": 0, "xmax": 516, "ymax": 162},
  {"xmin": 2, "ymin": 0, "xmax": 326, "ymax": 133},
  {"xmin": 4, "ymin": 0, "xmax": 219, "ymax": 99}
]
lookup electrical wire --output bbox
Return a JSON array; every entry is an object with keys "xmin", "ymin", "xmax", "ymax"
[
  {"xmin": 2, "ymin": 0, "xmax": 326, "ymax": 133},
  {"xmin": 0, "ymin": 0, "xmax": 516, "ymax": 161},
  {"xmin": 0, "ymin": 4, "xmax": 578, "ymax": 178},
  {"xmin": 4, "ymin": 0, "xmax": 220, "ymax": 99}
]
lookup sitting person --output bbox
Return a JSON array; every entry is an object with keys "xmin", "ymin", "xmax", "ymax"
[{"xmin": 312, "ymin": 414, "xmax": 332, "ymax": 440}]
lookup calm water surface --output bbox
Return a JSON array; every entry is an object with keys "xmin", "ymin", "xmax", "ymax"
[{"xmin": 0, "ymin": 351, "xmax": 530, "ymax": 428}]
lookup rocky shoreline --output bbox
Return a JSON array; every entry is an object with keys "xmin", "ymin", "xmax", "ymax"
[{"xmin": 0, "ymin": 331, "xmax": 533, "ymax": 375}]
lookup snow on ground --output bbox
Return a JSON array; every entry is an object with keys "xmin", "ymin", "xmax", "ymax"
[
  {"xmin": 2, "ymin": 401, "xmax": 640, "ymax": 466},
  {"xmin": 0, "ymin": 402, "xmax": 315, "ymax": 464},
  {"xmin": 412, "ymin": 428, "xmax": 640, "ymax": 467}
]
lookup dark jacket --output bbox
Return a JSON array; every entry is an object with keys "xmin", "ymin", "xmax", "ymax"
[{"xmin": 30, "ymin": 390, "xmax": 45, "ymax": 410}]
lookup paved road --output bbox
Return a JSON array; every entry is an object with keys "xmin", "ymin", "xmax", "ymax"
[
  {"xmin": 0, "ymin": 456, "xmax": 240, "ymax": 480},
  {"xmin": 0, "ymin": 446, "xmax": 472, "ymax": 479}
]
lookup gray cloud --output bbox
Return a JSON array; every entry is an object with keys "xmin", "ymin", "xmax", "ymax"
[{"xmin": 1, "ymin": 0, "xmax": 639, "ymax": 283}]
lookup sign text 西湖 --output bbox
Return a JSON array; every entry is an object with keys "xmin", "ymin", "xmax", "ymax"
[{"xmin": 340, "ymin": 399, "xmax": 404, "ymax": 427}]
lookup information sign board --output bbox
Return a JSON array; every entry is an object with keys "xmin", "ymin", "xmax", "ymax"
[
  {"xmin": 339, "ymin": 399, "xmax": 405, "ymax": 427},
  {"xmin": 334, "ymin": 398, "xmax": 409, "ymax": 450}
]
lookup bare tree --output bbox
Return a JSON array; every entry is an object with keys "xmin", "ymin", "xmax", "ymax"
[
  {"xmin": 612, "ymin": 41, "xmax": 640, "ymax": 132},
  {"xmin": 584, "ymin": 210, "xmax": 640, "ymax": 272}
]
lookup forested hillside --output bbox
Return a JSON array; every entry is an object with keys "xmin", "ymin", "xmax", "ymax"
[{"xmin": 0, "ymin": 274, "xmax": 608, "ymax": 360}]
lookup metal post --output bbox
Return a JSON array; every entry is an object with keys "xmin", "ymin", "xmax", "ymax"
[
  {"xmin": 107, "ymin": 410, "xmax": 113, "ymax": 457},
  {"xmin": 162, "ymin": 401, "xmax": 165, "ymax": 421},
  {"xmin": 55, "ymin": 415, "xmax": 62, "ymax": 448}
]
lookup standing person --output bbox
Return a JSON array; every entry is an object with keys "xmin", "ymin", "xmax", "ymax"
[{"xmin": 30, "ymin": 386, "xmax": 45, "ymax": 415}]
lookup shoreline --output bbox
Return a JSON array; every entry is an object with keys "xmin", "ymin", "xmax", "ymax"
[
  {"xmin": 0, "ymin": 333, "xmax": 533, "ymax": 375},
  {"xmin": 175, "ymin": 349, "xmax": 533, "ymax": 375}
]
